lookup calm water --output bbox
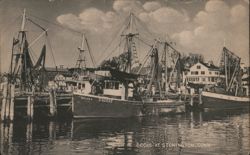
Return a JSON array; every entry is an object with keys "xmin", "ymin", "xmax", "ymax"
[{"xmin": 0, "ymin": 109, "xmax": 249, "ymax": 155}]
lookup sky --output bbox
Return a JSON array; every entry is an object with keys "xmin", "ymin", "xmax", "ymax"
[{"xmin": 0, "ymin": 0, "xmax": 249, "ymax": 73}]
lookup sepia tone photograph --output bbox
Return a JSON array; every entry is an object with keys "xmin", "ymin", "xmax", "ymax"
[{"xmin": 0, "ymin": 0, "xmax": 249, "ymax": 154}]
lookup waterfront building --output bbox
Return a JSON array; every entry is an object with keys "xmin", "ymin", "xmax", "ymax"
[{"xmin": 182, "ymin": 62, "xmax": 221, "ymax": 85}]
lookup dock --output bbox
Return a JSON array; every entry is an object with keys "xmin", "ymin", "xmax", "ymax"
[{"xmin": 0, "ymin": 83, "xmax": 72, "ymax": 122}]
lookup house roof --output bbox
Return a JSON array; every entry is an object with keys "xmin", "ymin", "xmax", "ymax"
[{"xmin": 196, "ymin": 62, "xmax": 220, "ymax": 70}]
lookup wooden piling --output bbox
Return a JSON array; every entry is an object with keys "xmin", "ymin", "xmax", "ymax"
[
  {"xmin": 189, "ymin": 88, "xmax": 194, "ymax": 107},
  {"xmin": 9, "ymin": 84, "xmax": 15, "ymax": 121},
  {"xmin": 1, "ymin": 83, "xmax": 7, "ymax": 121},
  {"xmin": 27, "ymin": 95, "xmax": 34, "ymax": 121},
  {"xmin": 49, "ymin": 90, "xmax": 57, "ymax": 117},
  {"xmin": 49, "ymin": 90, "xmax": 54, "ymax": 116},
  {"xmin": 5, "ymin": 84, "xmax": 10, "ymax": 120},
  {"xmin": 26, "ymin": 123, "xmax": 33, "ymax": 142},
  {"xmin": 54, "ymin": 90, "xmax": 57, "ymax": 114},
  {"xmin": 178, "ymin": 88, "xmax": 181, "ymax": 101},
  {"xmin": 198, "ymin": 88, "xmax": 203, "ymax": 105},
  {"xmin": 71, "ymin": 95, "xmax": 74, "ymax": 114},
  {"xmin": 27, "ymin": 96, "xmax": 31, "ymax": 119},
  {"xmin": 0, "ymin": 122, "xmax": 4, "ymax": 154},
  {"xmin": 30, "ymin": 96, "xmax": 34, "ymax": 120}
]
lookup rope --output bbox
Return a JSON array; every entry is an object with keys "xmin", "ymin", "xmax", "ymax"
[
  {"xmin": 27, "ymin": 18, "xmax": 46, "ymax": 31},
  {"xmin": 137, "ymin": 47, "xmax": 153, "ymax": 74},
  {"xmin": 28, "ymin": 14, "xmax": 82, "ymax": 35},
  {"xmin": 85, "ymin": 37, "xmax": 96, "ymax": 68},
  {"xmin": 101, "ymin": 37, "xmax": 126, "ymax": 64},
  {"xmin": 46, "ymin": 35, "xmax": 57, "ymax": 68},
  {"xmin": 137, "ymin": 37, "xmax": 152, "ymax": 47},
  {"xmin": 97, "ymin": 16, "xmax": 130, "ymax": 63}
]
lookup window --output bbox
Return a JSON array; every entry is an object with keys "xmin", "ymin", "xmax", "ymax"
[
  {"xmin": 191, "ymin": 71, "xmax": 195, "ymax": 75},
  {"xmin": 195, "ymin": 71, "xmax": 199, "ymax": 75},
  {"xmin": 202, "ymin": 78, "xmax": 206, "ymax": 81},
  {"xmin": 82, "ymin": 83, "xmax": 85, "ymax": 88},
  {"xmin": 105, "ymin": 82, "xmax": 110, "ymax": 89},
  {"xmin": 115, "ymin": 82, "xmax": 119, "ymax": 89},
  {"xmin": 209, "ymin": 72, "xmax": 211, "ymax": 74},
  {"xmin": 197, "ymin": 65, "xmax": 201, "ymax": 69},
  {"xmin": 201, "ymin": 71, "xmax": 205, "ymax": 75}
]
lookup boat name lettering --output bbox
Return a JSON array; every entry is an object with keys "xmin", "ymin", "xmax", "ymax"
[
  {"xmin": 80, "ymin": 96, "xmax": 92, "ymax": 101},
  {"xmin": 99, "ymin": 98, "xmax": 112, "ymax": 103}
]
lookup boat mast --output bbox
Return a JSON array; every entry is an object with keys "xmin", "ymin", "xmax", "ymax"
[
  {"xmin": 75, "ymin": 33, "xmax": 86, "ymax": 70},
  {"xmin": 124, "ymin": 12, "xmax": 138, "ymax": 73},
  {"xmin": 224, "ymin": 49, "xmax": 228, "ymax": 90},
  {"xmin": 163, "ymin": 42, "xmax": 168, "ymax": 97},
  {"xmin": 21, "ymin": 9, "xmax": 26, "ymax": 32}
]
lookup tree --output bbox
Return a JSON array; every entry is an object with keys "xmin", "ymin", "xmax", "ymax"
[{"xmin": 179, "ymin": 53, "xmax": 204, "ymax": 71}]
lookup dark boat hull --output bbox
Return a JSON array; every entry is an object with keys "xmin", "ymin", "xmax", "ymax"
[
  {"xmin": 202, "ymin": 91, "xmax": 250, "ymax": 110},
  {"xmin": 73, "ymin": 93, "xmax": 185, "ymax": 118}
]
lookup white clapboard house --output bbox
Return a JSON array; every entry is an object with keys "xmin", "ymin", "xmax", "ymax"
[{"xmin": 183, "ymin": 62, "xmax": 221, "ymax": 85}]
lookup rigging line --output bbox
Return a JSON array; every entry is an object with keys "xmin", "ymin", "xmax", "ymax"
[
  {"xmin": 165, "ymin": 41, "xmax": 181, "ymax": 55},
  {"xmin": 27, "ymin": 18, "xmax": 46, "ymax": 32},
  {"xmin": 101, "ymin": 37, "xmax": 126, "ymax": 64},
  {"xmin": 85, "ymin": 37, "xmax": 96, "ymax": 68},
  {"xmin": 46, "ymin": 34, "xmax": 57, "ymax": 68},
  {"xmin": 97, "ymin": 18, "xmax": 128, "ymax": 61},
  {"xmin": 28, "ymin": 29, "xmax": 48, "ymax": 48},
  {"xmin": 137, "ymin": 47, "xmax": 154, "ymax": 74},
  {"xmin": 29, "ymin": 48, "xmax": 38, "ymax": 63},
  {"xmin": 28, "ymin": 14, "xmax": 82, "ymax": 35},
  {"xmin": 139, "ymin": 32, "xmax": 155, "ymax": 43},
  {"xmin": 134, "ymin": 15, "xmax": 156, "ymax": 39},
  {"xmin": 137, "ymin": 37, "xmax": 152, "ymax": 47},
  {"xmin": 120, "ymin": 15, "xmax": 134, "ymax": 36}
]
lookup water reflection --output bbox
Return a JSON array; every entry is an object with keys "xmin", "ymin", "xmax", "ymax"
[{"xmin": 0, "ymin": 109, "xmax": 249, "ymax": 155}]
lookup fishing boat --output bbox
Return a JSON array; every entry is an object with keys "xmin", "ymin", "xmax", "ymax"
[
  {"xmin": 72, "ymin": 13, "xmax": 185, "ymax": 118},
  {"xmin": 202, "ymin": 47, "xmax": 250, "ymax": 109}
]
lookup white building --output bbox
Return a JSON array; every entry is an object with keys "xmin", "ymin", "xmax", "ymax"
[{"xmin": 183, "ymin": 62, "xmax": 221, "ymax": 85}]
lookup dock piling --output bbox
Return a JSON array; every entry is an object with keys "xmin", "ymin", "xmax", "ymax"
[
  {"xmin": 189, "ymin": 88, "xmax": 194, "ymax": 107},
  {"xmin": 9, "ymin": 84, "xmax": 15, "ymax": 121},
  {"xmin": 1, "ymin": 83, "xmax": 7, "ymax": 121},
  {"xmin": 49, "ymin": 90, "xmax": 57, "ymax": 117},
  {"xmin": 27, "ymin": 95, "xmax": 34, "ymax": 121},
  {"xmin": 198, "ymin": 88, "xmax": 203, "ymax": 105},
  {"xmin": 5, "ymin": 84, "xmax": 10, "ymax": 120},
  {"xmin": 27, "ymin": 87, "xmax": 35, "ymax": 121}
]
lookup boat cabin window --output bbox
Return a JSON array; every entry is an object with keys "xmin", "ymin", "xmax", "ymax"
[
  {"xmin": 104, "ymin": 81, "xmax": 120, "ymax": 90},
  {"xmin": 78, "ymin": 83, "xmax": 85, "ymax": 89}
]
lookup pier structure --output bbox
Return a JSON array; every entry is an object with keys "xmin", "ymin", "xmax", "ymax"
[
  {"xmin": 1, "ymin": 84, "xmax": 72, "ymax": 121},
  {"xmin": 184, "ymin": 87, "xmax": 203, "ymax": 111}
]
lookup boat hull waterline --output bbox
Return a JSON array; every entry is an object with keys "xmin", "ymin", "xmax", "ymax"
[
  {"xmin": 73, "ymin": 93, "xmax": 185, "ymax": 118},
  {"xmin": 202, "ymin": 91, "xmax": 250, "ymax": 109}
]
